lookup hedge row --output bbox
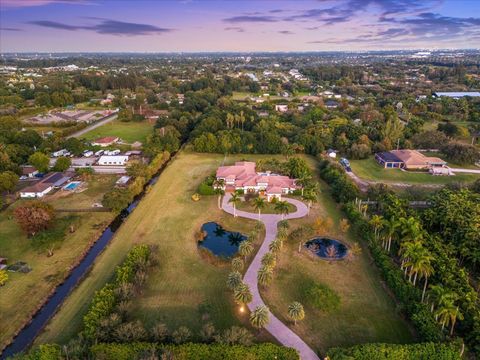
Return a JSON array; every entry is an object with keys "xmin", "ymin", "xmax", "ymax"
[
  {"xmin": 327, "ymin": 341, "xmax": 462, "ymax": 360},
  {"xmin": 83, "ymin": 245, "xmax": 151, "ymax": 339},
  {"xmin": 318, "ymin": 159, "xmax": 359, "ymax": 203},
  {"xmin": 90, "ymin": 342, "xmax": 299, "ymax": 360}
]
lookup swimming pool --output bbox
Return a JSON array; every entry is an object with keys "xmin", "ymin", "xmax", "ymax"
[{"xmin": 63, "ymin": 181, "xmax": 82, "ymax": 191}]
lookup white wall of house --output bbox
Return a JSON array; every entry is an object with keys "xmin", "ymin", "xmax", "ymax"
[{"xmin": 20, "ymin": 186, "xmax": 52, "ymax": 198}]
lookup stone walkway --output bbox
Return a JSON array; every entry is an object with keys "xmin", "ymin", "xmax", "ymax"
[{"xmin": 222, "ymin": 194, "xmax": 320, "ymax": 360}]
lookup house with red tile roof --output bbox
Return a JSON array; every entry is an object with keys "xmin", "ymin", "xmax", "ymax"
[{"xmin": 215, "ymin": 161, "xmax": 298, "ymax": 201}]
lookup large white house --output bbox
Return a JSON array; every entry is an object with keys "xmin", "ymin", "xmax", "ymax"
[
  {"xmin": 215, "ymin": 161, "xmax": 298, "ymax": 201},
  {"xmin": 98, "ymin": 155, "xmax": 129, "ymax": 166},
  {"xmin": 20, "ymin": 182, "xmax": 52, "ymax": 198}
]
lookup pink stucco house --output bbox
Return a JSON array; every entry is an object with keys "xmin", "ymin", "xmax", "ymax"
[{"xmin": 215, "ymin": 161, "xmax": 298, "ymax": 201}]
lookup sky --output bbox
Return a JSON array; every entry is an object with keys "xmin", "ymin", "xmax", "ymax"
[{"xmin": 0, "ymin": 0, "xmax": 479, "ymax": 52}]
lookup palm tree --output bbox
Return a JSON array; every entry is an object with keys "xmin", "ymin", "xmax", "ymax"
[
  {"xmin": 257, "ymin": 265, "xmax": 273, "ymax": 287},
  {"xmin": 248, "ymin": 229, "xmax": 258, "ymax": 242},
  {"xmin": 277, "ymin": 226, "xmax": 288, "ymax": 241},
  {"xmin": 229, "ymin": 193, "xmax": 241, "ymax": 217},
  {"xmin": 399, "ymin": 240, "xmax": 424, "ymax": 279},
  {"xmin": 302, "ymin": 190, "xmax": 317, "ymax": 216},
  {"xmin": 238, "ymin": 241, "xmax": 253, "ymax": 262},
  {"xmin": 213, "ymin": 179, "xmax": 225, "ymax": 209},
  {"xmin": 234, "ymin": 282, "xmax": 252, "ymax": 306},
  {"xmin": 381, "ymin": 217, "xmax": 400, "ymax": 252},
  {"xmin": 226, "ymin": 271, "xmax": 242, "ymax": 291},
  {"xmin": 274, "ymin": 200, "xmax": 290, "ymax": 220},
  {"xmin": 261, "ymin": 252, "xmax": 276, "ymax": 268},
  {"xmin": 269, "ymin": 239, "xmax": 283, "ymax": 253},
  {"xmin": 249, "ymin": 305, "xmax": 270, "ymax": 330},
  {"xmin": 296, "ymin": 174, "xmax": 312, "ymax": 196},
  {"xmin": 435, "ymin": 298, "xmax": 463, "ymax": 335},
  {"xmin": 231, "ymin": 257, "xmax": 244, "ymax": 272},
  {"xmin": 428, "ymin": 284, "xmax": 448, "ymax": 313},
  {"xmin": 417, "ymin": 250, "xmax": 434, "ymax": 302},
  {"xmin": 369, "ymin": 215, "xmax": 383, "ymax": 241},
  {"xmin": 347, "ymin": 242, "xmax": 362, "ymax": 261},
  {"xmin": 287, "ymin": 301, "xmax": 305, "ymax": 325},
  {"xmin": 252, "ymin": 197, "xmax": 266, "ymax": 220}
]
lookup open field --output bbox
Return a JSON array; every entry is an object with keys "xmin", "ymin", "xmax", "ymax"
[
  {"xmin": 79, "ymin": 119, "xmax": 154, "ymax": 143},
  {"xmin": 350, "ymin": 157, "xmax": 480, "ymax": 185},
  {"xmin": 0, "ymin": 175, "xmax": 117, "ymax": 350},
  {"xmin": 261, "ymin": 167, "xmax": 415, "ymax": 353},
  {"xmin": 36, "ymin": 152, "xmax": 414, "ymax": 354}
]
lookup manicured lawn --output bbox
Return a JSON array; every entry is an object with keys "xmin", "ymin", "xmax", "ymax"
[
  {"xmin": 236, "ymin": 197, "xmax": 297, "ymax": 215},
  {"xmin": 80, "ymin": 119, "xmax": 154, "ymax": 143},
  {"xmin": 261, "ymin": 161, "xmax": 415, "ymax": 354},
  {"xmin": 350, "ymin": 157, "xmax": 480, "ymax": 185},
  {"xmin": 36, "ymin": 152, "xmax": 283, "ymax": 345},
  {"xmin": 0, "ymin": 175, "xmax": 117, "ymax": 351}
]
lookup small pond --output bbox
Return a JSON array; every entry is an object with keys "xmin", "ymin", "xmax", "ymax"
[
  {"xmin": 304, "ymin": 237, "xmax": 348, "ymax": 260},
  {"xmin": 198, "ymin": 222, "xmax": 246, "ymax": 258}
]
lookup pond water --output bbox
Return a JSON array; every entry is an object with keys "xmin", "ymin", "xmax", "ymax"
[
  {"xmin": 304, "ymin": 237, "xmax": 348, "ymax": 260},
  {"xmin": 198, "ymin": 222, "xmax": 246, "ymax": 258}
]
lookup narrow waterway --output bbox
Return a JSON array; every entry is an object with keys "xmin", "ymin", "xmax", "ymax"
[{"xmin": 1, "ymin": 157, "xmax": 171, "ymax": 359}]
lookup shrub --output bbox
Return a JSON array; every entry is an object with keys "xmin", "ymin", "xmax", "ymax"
[
  {"xmin": 303, "ymin": 281, "xmax": 340, "ymax": 312},
  {"xmin": 198, "ymin": 182, "xmax": 215, "ymax": 195}
]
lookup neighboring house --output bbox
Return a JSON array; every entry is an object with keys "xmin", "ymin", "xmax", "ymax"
[
  {"xmin": 42, "ymin": 172, "xmax": 72, "ymax": 187},
  {"xmin": 20, "ymin": 182, "xmax": 52, "ymax": 198},
  {"xmin": 215, "ymin": 161, "xmax": 298, "ymax": 201},
  {"xmin": 327, "ymin": 149, "xmax": 337, "ymax": 158},
  {"xmin": 433, "ymin": 91, "xmax": 480, "ymax": 99},
  {"xmin": 92, "ymin": 136, "xmax": 119, "ymax": 147},
  {"xmin": 116, "ymin": 175, "xmax": 131, "ymax": 186},
  {"xmin": 375, "ymin": 150, "xmax": 447, "ymax": 170},
  {"xmin": 21, "ymin": 166, "xmax": 38, "ymax": 178},
  {"xmin": 98, "ymin": 155, "xmax": 129, "ymax": 166},
  {"xmin": 325, "ymin": 99, "xmax": 339, "ymax": 109},
  {"xmin": 275, "ymin": 104, "xmax": 289, "ymax": 113}
]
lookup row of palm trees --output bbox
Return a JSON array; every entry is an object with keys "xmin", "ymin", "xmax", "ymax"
[
  {"xmin": 228, "ymin": 193, "xmax": 292, "ymax": 220},
  {"xmin": 368, "ymin": 213, "xmax": 463, "ymax": 336}
]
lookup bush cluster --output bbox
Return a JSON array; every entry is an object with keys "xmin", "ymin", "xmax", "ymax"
[{"xmin": 318, "ymin": 158, "xmax": 359, "ymax": 203}]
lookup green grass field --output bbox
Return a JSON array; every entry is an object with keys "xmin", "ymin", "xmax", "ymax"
[
  {"xmin": 0, "ymin": 175, "xmax": 117, "ymax": 351},
  {"xmin": 80, "ymin": 120, "xmax": 154, "ymax": 143},
  {"xmin": 350, "ymin": 157, "xmax": 480, "ymax": 185},
  {"xmin": 261, "ymin": 171, "xmax": 415, "ymax": 353},
  {"xmin": 35, "ymin": 152, "xmax": 414, "ymax": 354}
]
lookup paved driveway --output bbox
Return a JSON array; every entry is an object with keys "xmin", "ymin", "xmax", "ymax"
[{"xmin": 222, "ymin": 193, "xmax": 320, "ymax": 360}]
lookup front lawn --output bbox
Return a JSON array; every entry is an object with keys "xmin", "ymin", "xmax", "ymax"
[
  {"xmin": 236, "ymin": 197, "xmax": 297, "ymax": 215},
  {"xmin": 350, "ymin": 157, "xmax": 480, "ymax": 185},
  {"xmin": 80, "ymin": 119, "xmax": 154, "ymax": 143},
  {"xmin": 0, "ymin": 175, "xmax": 117, "ymax": 351}
]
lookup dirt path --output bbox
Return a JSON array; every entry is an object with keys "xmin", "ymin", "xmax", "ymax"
[{"xmin": 222, "ymin": 193, "xmax": 320, "ymax": 360}]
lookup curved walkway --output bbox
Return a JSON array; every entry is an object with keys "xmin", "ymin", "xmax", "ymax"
[{"xmin": 222, "ymin": 193, "xmax": 320, "ymax": 360}]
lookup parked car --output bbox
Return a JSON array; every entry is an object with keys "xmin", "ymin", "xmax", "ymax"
[
  {"xmin": 340, "ymin": 158, "xmax": 352, "ymax": 172},
  {"xmin": 83, "ymin": 151, "xmax": 94, "ymax": 157}
]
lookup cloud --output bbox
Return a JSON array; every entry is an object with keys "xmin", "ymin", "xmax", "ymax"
[
  {"xmin": 224, "ymin": 26, "xmax": 245, "ymax": 33},
  {"xmin": 1, "ymin": 0, "xmax": 91, "ymax": 8},
  {"xmin": 28, "ymin": 19, "xmax": 173, "ymax": 36},
  {"xmin": 278, "ymin": 30, "xmax": 294, "ymax": 35},
  {"xmin": 0, "ymin": 27, "xmax": 23, "ymax": 31},
  {"xmin": 223, "ymin": 15, "xmax": 277, "ymax": 23}
]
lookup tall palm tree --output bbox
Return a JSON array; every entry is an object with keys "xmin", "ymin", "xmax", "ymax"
[
  {"xmin": 249, "ymin": 305, "xmax": 270, "ymax": 330},
  {"xmin": 277, "ymin": 227, "xmax": 288, "ymax": 241},
  {"xmin": 229, "ymin": 193, "xmax": 241, "ymax": 217},
  {"xmin": 416, "ymin": 250, "xmax": 434, "ymax": 302},
  {"xmin": 226, "ymin": 271, "xmax": 242, "ymax": 291},
  {"xmin": 257, "ymin": 265, "xmax": 273, "ymax": 287},
  {"xmin": 234, "ymin": 282, "xmax": 252, "ymax": 306},
  {"xmin": 248, "ymin": 229, "xmax": 258, "ymax": 242},
  {"xmin": 231, "ymin": 257, "xmax": 244, "ymax": 272},
  {"xmin": 269, "ymin": 239, "xmax": 283, "ymax": 254},
  {"xmin": 400, "ymin": 240, "xmax": 424, "ymax": 278},
  {"xmin": 369, "ymin": 215, "xmax": 383, "ymax": 241},
  {"xmin": 302, "ymin": 190, "xmax": 317, "ymax": 216},
  {"xmin": 213, "ymin": 179, "xmax": 225, "ymax": 209},
  {"xmin": 296, "ymin": 174, "xmax": 312, "ymax": 196},
  {"xmin": 435, "ymin": 298, "xmax": 463, "ymax": 335},
  {"xmin": 238, "ymin": 241, "xmax": 253, "ymax": 262},
  {"xmin": 261, "ymin": 252, "xmax": 276, "ymax": 268},
  {"xmin": 274, "ymin": 200, "xmax": 290, "ymax": 220},
  {"xmin": 381, "ymin": 217, "xmax": 400, "ymax": 252},
  {"xmin": 399, "ymin": 217, "xmax": 424, "ymax": 244},
  {"xmin": 252, "ymin": 197, "xmax": 266, "ymax": 220},
  {"xmin": 287, "ymin": 301, "xmax": 305, "ymax": 325},
  {"xmin": 428, "ymin": 284, "xmax": 448, "ymax": 313}
]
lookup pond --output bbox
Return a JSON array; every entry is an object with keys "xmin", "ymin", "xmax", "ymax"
[
  {"xmin": 198, "ymin": 222, "xmax": 246, "ymax": 258},
  {"xmin": 304, "ymin": 238, "xmax": 348, "ymax": 260}
]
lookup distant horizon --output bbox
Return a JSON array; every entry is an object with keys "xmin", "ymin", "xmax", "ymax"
[{"xmin": 1, "ymin": 0, "xmax": 479, "ymax": 52}]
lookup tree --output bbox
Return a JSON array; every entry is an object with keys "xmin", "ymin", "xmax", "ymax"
[
  {"xmin": 200, "ymin": 322, "xmax": 216, "ymax": 343},
  {"xmin": 0, "ymin": 171, "xmax": 19, "ymax": 193},
  {"xmin": 382, "ymin": 216, "xmax": 400, "ymax": 252},
  {"xmin": 347, "ymin": 242, "xmax": 362, "ymax": 261},
  {"xmin": 238, "ymin": 241, "xmax": 253, "ymax": 262},
  {"xmin": 102, "ymin": 188, "xmax": 133, "ymax": 212},
  {"xmin": 252, "ymin": 197, "xmax": 266, "ymax": 219},
  {"xmin": 0, "ymin": 269, "xmax": 8, "ymax": 286},
  {"xmin": 28, "ymin": 152, "xmax": 50, "ymax": 173},
  {"xmin": 213, "ymin": 179, "xmax": 225, "ymax": 209},
  {"xmin": 302, "ymin": 190, "xmax": 317, "ymax": 216},
  {"xmin": 226, "ymin": 271, "xmax": 243, "ymax": 291},
  {"xmin": 257, "ymin": 265, "xmax": 273, "ymax": 287},
  {"xmin": 287, "ymin": 301, "xmax": 305, "ymax": 325},
  {"xmin": 369, "ymin": 215, "xmax": 383, "ymax": 242},
  {"xmin": 249, "ymin": 305, "xmax": 270, "ymax": 330},
  {"xmin": 231, "ymin": 257, "xmax": 244, "ymax": 272},
  {"xmin": 150, "ymin": 322, "xmax": 169, "ymax": 342},
  {"xmin": 269, "ymin": 239, "xmax": 282, "ymax": 254},
  {"xmin": 14, "ymin": 201, "xmax": 55, "ymax": 237},
  {"xmin": 274, "ymin": 200, "xmax": 290, "ymax": 220},
  {"xmin": 172, "ymin": 326, "xmax": 191, "ymax": 344},
  {"xmin": 53, "ymin": 156, "xmax": 71, "ymax": 172},
  {"xmin": 234, "ymin": 282, "xmax": 253, "ymax": 306},
  {"xmin": 229, "ymin": 193, "xmax": 241, "ymax": 217},
  {"xmin": 339, "ymin": 219, "xmax": 350, "ymax": 234},
  {"xmin": 416, "ymin": 249, "xmax": 434, "ymax": 302},
  {"xmin": 214, "ymin": 326, "xmax": 253, "ymax": 346},
  {"xmin": 296, "ymin": 173, "xmax": 312, "ymax": 196}
]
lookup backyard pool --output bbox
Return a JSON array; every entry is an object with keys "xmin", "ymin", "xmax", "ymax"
[
  {"xmin": 63, "ymin": 181, "xmax": 82, "ymax": 191},
  {"xmin": 198, "ymin": 222, "xmax": 246, "ymax": 257},
  {"xmin": 305, "ymin": 237, "xmax": 348, "ymax": 260}
]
